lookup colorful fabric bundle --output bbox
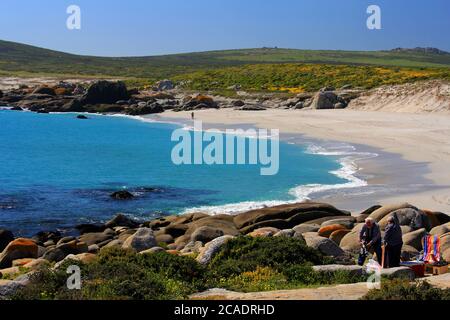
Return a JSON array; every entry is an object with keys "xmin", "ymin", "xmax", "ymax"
[{"xmin": 422, "ymin": 234, "xmax": 441, "ymax": 263}]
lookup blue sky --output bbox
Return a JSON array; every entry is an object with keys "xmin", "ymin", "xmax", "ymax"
[{"xmin": 0, "ymin": 0, "xmax": 449, "ymax": 56}]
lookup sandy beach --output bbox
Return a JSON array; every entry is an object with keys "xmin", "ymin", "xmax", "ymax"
[{"xmin": 158, "ymin": 109, "xmax": 450, "ymax": 213}]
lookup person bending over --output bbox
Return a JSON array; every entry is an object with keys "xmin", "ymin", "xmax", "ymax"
[{"xmin": 359, "ymin": 218, "xmax": 382, "ymax": 264}]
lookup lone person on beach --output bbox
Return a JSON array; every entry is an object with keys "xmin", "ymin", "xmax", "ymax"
[
  {"xmin": 359, "ymin": 218, "xmax": 382, "ymax": 264},
  {"xmin": 383, "ymin": 215, "xmax": 403, "ymax": 268},
  {"xmin": 191, "ymin": 112, "xmax": 195, "ymax": 120}
]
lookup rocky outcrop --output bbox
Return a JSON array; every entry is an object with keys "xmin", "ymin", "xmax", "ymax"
[
  {"xmin": 154, "ymin": 80, "xmax": 174, "ymax": 91},
  {"xmin": 110, "ymin": 190, "xmax": 134, "ymax": 200},
  {"xmin": 0, "ymin": 238, "xmax": 38, "ymax": 268},
  {"xmin": 234, "ymin": 202, "xmax": 348, "ymax": 233},
  {"xmin": 368, "ymin": 203, "xmax": 415, "ymax": 222},
  {"xmin": 122, "ymin": 228, "xmax": 157, "ymax": 253},
  {"xmin": 80, "ymin": 81, "xmax": 130, "ymax": 105},
  {"xmin": 196, "ymin": 235, "xmax": 234, "ymax": 265},
  {"xmin": 402, "ymin": 228, "xmax": 427, "ymax": 251},
  {"xmin": 303, "ymin": 232, "xmax": 345, "ymax": 257},
  {"xmin": 378, "ymin": 208, "xmax": 430, "ymax": 230}
]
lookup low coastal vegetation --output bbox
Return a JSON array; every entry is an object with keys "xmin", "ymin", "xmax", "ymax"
[
  {"xmin": 363, "ymin": 280, "xmax": 450, "ymax": 300},
  {"xmin": 173, "ymin": 63, "xmax": 450, "ymax": 93},
  {"xmin": 10, "ymin": 238, "xmax": 366, "ymax": 300}
]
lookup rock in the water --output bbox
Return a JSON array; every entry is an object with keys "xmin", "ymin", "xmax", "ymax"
[
  {"xmin": 248, "ymin": 227, "xmax": 280, "ymax": 238},
  {"xmin": 105, "ymin": 214, "xmax": 140, "ymax": 228},
  {"xmin": 196, "ymin": 235, "xmax": 234, "ymax": 265},
  {"xmin": 190, "ymin": 226, "xmax": 225, "ymax": 243},
  {"xmin": 381, "ymin": 267, "xmax": 416, "ymax": 280},
  {"xmin": 318, "ymin": 224, "xmax": 347, "ymax": 238},
  {"xmin": 368, "ymin": 203, "xmax": 415, "ymax": 222},
  {"xmin": 402, "ymin": 228, "xmax": 427, "ymax": 251},
  {"xmin": 0, "ymin": 230, "xmax": 14, "ymax": 252},
  {"xmin": 0, "ymin": 238, "xmax": 38, "ymax": 268},
  {"xmin": 81, "ymin": 81, "xmax": 129, "ymax": 105},
  {"xmin": 76, "ymin": 115, "xmax": 88, "ymax": 119},
  {"xmin": 122, "ymin": 228, "xmax": 157, "ymax": 253},
  {"xmin": 303, "ymin": 232, "xmax": 345, "ymax": 257},
  {"xmin": 110, "ymin": 190, "xmax": 134, "ymax": 200}
]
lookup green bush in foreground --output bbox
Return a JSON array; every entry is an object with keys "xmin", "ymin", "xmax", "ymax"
[
  {"xmin": 208, "ymin": 236, "xmax": 331, "ymax": 279},
  {"xmin": 12, "ymin": 248, "xmax": 206, "ymax": 300},
  {"xmin": 362, "ymin": 280, "xmax": 450, "ymax": 300},
  {"xmin": 12, "ymin": 238, "xmax": 367, "ymax": 300}
]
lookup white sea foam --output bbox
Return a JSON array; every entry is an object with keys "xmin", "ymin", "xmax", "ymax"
[{"xmin": 182, "ymin": 141, "xmax": 378, "ymax": 215}]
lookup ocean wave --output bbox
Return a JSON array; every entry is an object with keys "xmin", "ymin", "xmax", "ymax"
[{"xmin": 182, "ymin": 140, "xmax": 378, "ymax": 215}]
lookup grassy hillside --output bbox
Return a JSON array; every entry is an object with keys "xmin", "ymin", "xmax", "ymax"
[{"xmin": 1, "ymin": 40, "xmax": 449, "ymax": 92}]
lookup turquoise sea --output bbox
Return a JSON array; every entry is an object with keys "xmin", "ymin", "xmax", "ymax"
[{"xmin": 0, "ymin": 109, "xmax": 360, "ymax": 236}]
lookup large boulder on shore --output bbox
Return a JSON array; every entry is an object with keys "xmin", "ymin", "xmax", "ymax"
[
  {"xmin": 32, "ymin": 86, "xmax": 56, "ymax": 96},
  {"xmin": 339, "ymin": 223, "xmax": 365, "ymax": 252},
  {"xmin": 318, "ymin": 224, "xmax": 347, "ymax": 238},
  {"xmin": 234, "ymin": 202, "xmax": 348, "ymax": 233},
  {"xmin": 122, "ymin": 228, "xmax": 157, "ymax": 253},
  {"xmin": 105, "ymin": 214, "xmax": 140, "ymax": 229},
  {"xmin": 329, "ymin": 229, "xmax": 351, "ymax": 245},
  {"xmin": 368, "ymin": 203, "xmax": 415, "ymax": 222},
  {"xmin": 430, "ymin": 222, "xmax": 450, "ymax": 237},
  {"xmin": 185, "ymin": 215, "xmax": 240, "ymax": 238},
  {"xmin": 402, "ymin": 228, "xmax": 427, "ymax": 251},
  {"xmin": 423, "ymin": 210, "xmax": 450, "ymax": 229},
  {"xmin": 80, "ymin": 81, "xmax": 130, "ymax": 105},
  {"xmin": 378, "ymin": 208, "xmax": 430, "ymax": 230},
  {"xmin": 311, "ymin": 91, "xmax": 339, "ymax": 110},
  {"xmin": 154, "ymin": 79, "xmax": 174, "ymax": 91},
  {"xmin": 0, "ymin": 238, "xmax": 38, "ymax": 268},
  {"xmin": 196, "ymin": 235, "xmax": 234, "ymax": 265},
  {"xmin": 0, "ymin": 230, "xmax": 14, "ymax": 252},
  {"xmin": 303, "ymin": 232, "xmax": 345, "ymax": 257},
  {"xmin": 190, "ymin": 226, "xmax": 225, "ymax": 243}
]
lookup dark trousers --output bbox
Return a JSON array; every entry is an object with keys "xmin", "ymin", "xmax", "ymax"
[
  {"xmin": 366, "ymin": 241, "xmax": 383, "ymax": 264},
  {"xmin": 386, "ymin": 243, "xmax": 402, "ymax": 268}
]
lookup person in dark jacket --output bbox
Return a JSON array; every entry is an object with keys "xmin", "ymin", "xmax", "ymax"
[
  {"xmin": 383, "ymin": 214, "xmax": 403, "ymax": 268},
  {"xmin": 359, "ymin": 218, "xmax": 382, "ymax": 264}
]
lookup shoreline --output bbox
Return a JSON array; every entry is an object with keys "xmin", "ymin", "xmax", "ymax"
[{"xmin": 155, "ymin": 108, "xmax": 450, "ymax": 213}]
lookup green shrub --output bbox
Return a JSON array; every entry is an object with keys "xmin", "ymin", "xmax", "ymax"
[
  {"xmin": 12, "ymin": 248, "xmax": 204, "ymax": 300},
  {"xmin": 362, "ymin": 280, "xmax": 450, "ymax": 300},
  {"xmin": 218, "ymin": 266, "xmax": 288, "ymax": 292},
  {"xmin": 208, "ymin": 236, "xmax": 329, "ymax": 278}
]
